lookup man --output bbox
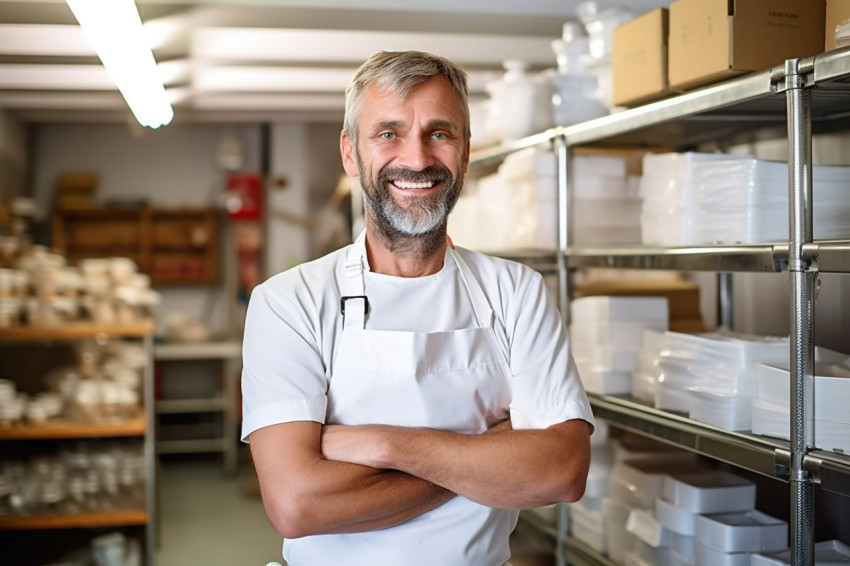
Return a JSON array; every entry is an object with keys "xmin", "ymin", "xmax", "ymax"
[{"xmin": 241, "ymin": 50, "xmax": 594, "ymax": 566}]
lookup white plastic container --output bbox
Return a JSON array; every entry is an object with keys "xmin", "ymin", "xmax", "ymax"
[
  {"xmin": 663, "ymin": 470, "xmax": 756, "ymax": 514},
  {"xmin": 577, "ymin": 368, "xmax": 632, "ymax": 395},
  {"xmin": 571, "ymin": 504, "xmax": 607, "ymax": 554},
  {"xmin": 688, "ymin": 389, "xmax": 754, "ymax": 431},
  {"xmin": 750, "ymin": 539, "xmax": 850, "ymax": 565},
  {"xmin": 573, "ymin": 347, "xmax": 639, "ymax": 373},
  {"xmin": 694, "ymin": 509, "xmax": 788, "ymax": 553},
  {"xmin": 756, "ymin": 360, "xmax": 850, "ymax": 417},
  {"xmin": 654, "ymin": 382, "xmax": 691, "ymax": 413},
  {"xmin": 627, "ymin": 508, "xmax": 668, "ymax": 547},
  {"xmin": 571, "ymin": 319, "xmax": 669, "ymax": 352},
  {"xmin": 604, "ymin": 497, "xmax": 638, "ymax": 564},
  {"xmin": 656, "ymin": 498, "xmax": 697, "ymax": 536},
  {"xmin": 694, "ymin": 542, "xmax": 752, "ymax": 566},
  {"xmin": 570, "ymin": 296, "xmax": 669, "ymax": 322},
  {"xmin": 610, "ymin": 459, "xmax": 707, "ymax": 509}
]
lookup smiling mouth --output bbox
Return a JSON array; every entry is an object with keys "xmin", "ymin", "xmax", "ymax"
[{"xmin": 391, "ymin": 180, "xmax": 438, "ymax": 190}]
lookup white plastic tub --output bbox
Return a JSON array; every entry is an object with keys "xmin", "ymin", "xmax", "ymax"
[
  {"xmin": 570, "ymin": 296, "xmax": 669, "ymax": 322},
  {"xmin": 663, "ymin": 470, "xmax": 756, "ymax": 514},
  {"xmin": 570, "ymin": 505, "xmax": 606, "ymax": 554},
  {"xmin": 750, "ymin": 539, "xmax": 850, "ymax": 565},
  {"xmin": 610, "ymin": 459, "xmax": 707, "ymax": 509},
  {"xmin": 656, "ymin": 498, "xmax": 696, "ymax": 536},
  {"xmin": 694, "ymin": 509, "xmax": 787, "ymax": 553},
  {"xmin": 627, "ymin": 508, "xmax": 668, "ymax": 548},
  {"xmin": 694, "ymin": 542, "xmax": 753, "ymax": 566},
  {"xmin": 570, "ymin": 319, "xmax": 669, "ymax": 352}
]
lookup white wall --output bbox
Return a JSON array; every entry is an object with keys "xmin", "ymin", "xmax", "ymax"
[
  {"xmin": 33, "ymin": 122, "xmax": 264, "ymax": 337},
  {"xmin": 0, "ymin": 109, "xmax": 28, "ymax": 200}
]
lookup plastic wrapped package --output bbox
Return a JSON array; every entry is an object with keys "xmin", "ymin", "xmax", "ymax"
[
  {"xmin": 688, "ymin": 389, "xmax": 754, "ymax": 431},
  {"xmin": 751, "ymin": 399, "xmax": 850, "ymax": 454}
]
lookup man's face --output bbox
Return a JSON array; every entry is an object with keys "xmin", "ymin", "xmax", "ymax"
[{"xmin": 341, "ymin": 76, "xmax": 470, "ymax": 237}]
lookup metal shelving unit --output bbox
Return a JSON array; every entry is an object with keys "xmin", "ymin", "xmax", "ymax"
[
  {"xmin": 0, "ymin": 322, "xmax": 157, "ymax": 566},
  {"xmin": 469, "ymin": 46, "xmax": 850, "ymax": 566},
  {"xmin": 153, "ymin": 340, "xmax": 242, "ymax": 473}
]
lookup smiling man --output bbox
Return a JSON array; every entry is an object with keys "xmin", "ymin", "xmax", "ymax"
[{"xmin": 241, "ymin": 50, "xmax": 594, "ymax": 566}]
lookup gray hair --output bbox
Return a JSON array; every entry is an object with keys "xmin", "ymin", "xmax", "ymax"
[{"xmin": 343, "ymin": 50, "xmax": 470, "ymax": 147}]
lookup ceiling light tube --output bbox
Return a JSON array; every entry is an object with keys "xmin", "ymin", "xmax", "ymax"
[{"xmin": 66, "ymin": 0, "xmax": 173, "ymax": 128}]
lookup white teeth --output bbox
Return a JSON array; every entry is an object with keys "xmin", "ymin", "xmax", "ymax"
[{"xmin": 393, "ymin": 180, "xmax": 435, "ymax": 189}]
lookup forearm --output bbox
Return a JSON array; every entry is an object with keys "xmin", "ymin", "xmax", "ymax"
[
  {"xmin": 250, "ymin": 422, "xmax": 453, "ymax": 538},
  {"xmin": 322, "ymin": 421, "xmax": 590, "ymax": 509}
]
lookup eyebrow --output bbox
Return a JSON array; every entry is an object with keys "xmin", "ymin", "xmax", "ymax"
[{"xmin": 372, "ymin": 119, "xmax": 460, "ymax": 134}]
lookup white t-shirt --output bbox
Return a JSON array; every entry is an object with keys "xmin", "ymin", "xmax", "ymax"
[{"xmin": 241, "ymin": 244, "xmax": 593, "ymax": 438}]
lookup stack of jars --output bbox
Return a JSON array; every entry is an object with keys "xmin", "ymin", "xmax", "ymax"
[{"xmin": 0, "ymin": 443, "xmax": 145, "ymax": 517}]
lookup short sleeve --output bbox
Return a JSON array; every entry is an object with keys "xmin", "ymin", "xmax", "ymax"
[
  {"xmin": 506, "ymin": 271, "xmax": 595, "ymax": 432},
  {"xmin": 240, "ymin": 281, "xmax": 329, "ymax": 442}
]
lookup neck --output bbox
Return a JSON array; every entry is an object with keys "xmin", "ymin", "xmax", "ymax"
[{"xmin": 364, "ymin": 222, "xmax": 448, "ymax": 277}]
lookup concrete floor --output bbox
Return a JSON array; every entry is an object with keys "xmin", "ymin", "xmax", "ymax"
[{"xmin": 155, "ymin": 454, "xmax": 557, "ymax": 566}]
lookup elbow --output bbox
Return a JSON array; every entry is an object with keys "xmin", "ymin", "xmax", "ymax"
[{"xmin": 266, "ymin": 496, "xmax": 318, "ymax": 539}]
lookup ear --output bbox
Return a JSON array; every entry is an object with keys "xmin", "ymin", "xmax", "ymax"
[
  {"xmin": 461, "ymin": 139, "xmax": 471, "ymax": 175},
  {"xmin": 340, "ymin": 131, "xmax": 361, "ymax": 178}
]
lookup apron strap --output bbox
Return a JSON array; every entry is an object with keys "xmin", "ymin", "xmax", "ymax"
[
  {"xmin": 342, "ymin": 230, "xmax": 368, "ymax": 329},
  {"xmin": 449, "ymin": 247, "xmax": 494, "ymax": 329},
  {"xmin": 340, "ymin": 232, "xmax": 495, "ymax": 332}
]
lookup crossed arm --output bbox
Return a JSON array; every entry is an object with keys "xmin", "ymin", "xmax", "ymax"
[{"xmin": 249, "ymin": 417, "xmax": 590, "ymax": 539}]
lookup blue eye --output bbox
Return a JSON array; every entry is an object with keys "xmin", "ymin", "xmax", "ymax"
[
  {"xmin": 433, "ymin": 132, "xmax": 447, "ymax": 140},
  {"xmin": 380, "ymin": 132, "xmax": 395, "ymax": 140}
]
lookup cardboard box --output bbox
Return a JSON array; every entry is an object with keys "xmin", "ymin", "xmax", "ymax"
[
  {"xmin": 612, "ymin": 8, "xmax": 670, "ymax": 107},
  {"xmin": 668, "ymin": 0, "xmax": 826, "ymax": 92},
  {"xmin": 826, "ymin": 0, "xmax": 850, "ymax": 50}
]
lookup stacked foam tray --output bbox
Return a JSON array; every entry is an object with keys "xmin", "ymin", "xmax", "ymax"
[
  {"xmin": 570, "ymin": 296, "xmax": 669, "ymax": 395},
  {"xmin": 753, "ymin": 359, "xmax": 850, "ymax": 455},
  {"xmin": 639, "ymin": 152, "xmax": 850, "ymax": 246}
]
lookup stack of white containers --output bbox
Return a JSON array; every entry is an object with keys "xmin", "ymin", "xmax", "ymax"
[
  {"xmin": 639, "ymin": 152, "xmax": 750, "ymax": 246},
  {"xmin": 566, "ymin": 420, "xmax": 614, "ymax": 555},
  {"xmin": 571, "ymin": 154, "xmax": 642, "ymax": 246},
  {"xmin": 626, "ymin": 470, "xmax": 788, "ymax": 566},
  {"xmin": 448, "ymin": 147, "xmax": 556, "ymax": 251},
  {"xmin": 751, "ymin": 540, "xmax": 850, "ymax": 564},
  {"xmin": 605, "ymin": 455, "xmax": 705, "ymax": 563},
  {"xmin": 570, "ymin": 296, "xmax": 668, "ymax": 395},
  {"xmin": 642, "ymin": 331, "xmax": 789, "ymax": 431},
  {"xmin": 752, "ymin": 359, "xmax": 850, "ymax": 454},
  {"xmin": 639, "ymin": 152, "xmax": 850, "ymax": 246},
  {"xmin": 632, "ymin": 329, "xmax": 666, "ymax": 404}
]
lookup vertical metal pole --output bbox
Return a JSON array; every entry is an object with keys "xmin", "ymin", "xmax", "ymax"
[
  {"xmin": 556, "ymin": 134, "xmax": 571, "ymax": 325},
  {"xmin": 555, "ymin": 133, "xmax": 570, "ymax": 566},
  {"xmin": 785, "ymin": 58, "xmax": 816, "ymax": 566},
  {"xmin": 143, "ymin": 333, "xmax": 157, "ymax": 566},
  {"xmin": 717, "ymin": 272, "xmax": 734, "ymax": 330}
]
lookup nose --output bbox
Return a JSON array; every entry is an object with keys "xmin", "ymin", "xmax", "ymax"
[{"xmin": 397, "ymin": 135, "xmax": 434, "ymax": 171}]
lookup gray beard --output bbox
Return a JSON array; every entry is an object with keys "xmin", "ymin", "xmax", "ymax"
[{"xmin": 358, "ymin": 159, "xmax": 463, "ymax": 256}]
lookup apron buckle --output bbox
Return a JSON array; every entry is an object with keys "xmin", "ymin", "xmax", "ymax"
[{"xmin": 340, "ymin": 295, "xmax": 369, "ymax": 318}]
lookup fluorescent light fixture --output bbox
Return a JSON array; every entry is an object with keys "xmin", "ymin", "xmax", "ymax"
[{"xmin": 66, "ymin": 0, "xmax": 173, "ymax": 128}]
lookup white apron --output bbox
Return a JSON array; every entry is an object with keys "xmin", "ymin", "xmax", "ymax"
[{"xmin": 283, "ymin": 233, "xmax": 518, "ymax": 566}]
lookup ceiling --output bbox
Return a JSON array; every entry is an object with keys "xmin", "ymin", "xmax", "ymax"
[{"xmin": 0, "ymin": 0, "xmax": 667, "ymax": 126}]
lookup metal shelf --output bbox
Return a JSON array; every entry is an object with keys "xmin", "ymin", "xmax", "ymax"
[
  {"xmin": 154, "ymin": 340, "xmax": 242, "ymax": 360},
  {"xmin": 562, "ymin": 69, "xmax": 780, "ymax": 150},
  {"xmin": 567, "ymin": 244, "xmax": 785, "ymax": 273},
  {"xmin": 468, "ymin": 129, "xmax": 560, "ymax": 169},
  {"xmin": 588, "ymin": 393, "xmax": 788, "ymax": 481},
  {"xmin": 156, "ymin": 397, "xmax": 225, "ymax": 414}
]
